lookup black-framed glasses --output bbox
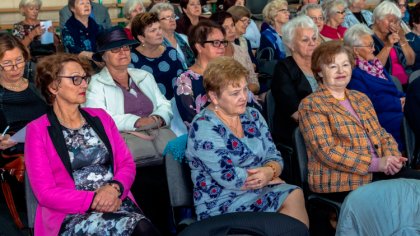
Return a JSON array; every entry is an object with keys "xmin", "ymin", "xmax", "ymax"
[
  {"xmin": 58, "ymin": 75, "xmax": 91, "ymax": 86},
  {"xmin": 0, "ymin": 60, "xmax": 26, "ymax": 71},
  {"xmin": 354, "ymin": 43, "xmax": 375, "ymax": 49},
  {"xmin": 239, "ymin": 18, "xmax": 251, "ymax": 24},
  {"xmin": 110, "ymin": 45, "xmax": 131, "ymax": 53},
  {"xmin": 336, "ymin": 10, "xmax": 346, "ymax": 15},
  {"xmin": 202, "ymin": 40, "xmax": 228, "ymax": 48},
  {"xmin": 160, "ymin": 15, "xmax": 176, "ymax": 21},
  {"xmin": 310, "ymin": 16, "xmax": 324, "ymax": 22}
]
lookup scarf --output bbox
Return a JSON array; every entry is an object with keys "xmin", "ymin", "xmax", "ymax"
[
  {"xmin": 261, "ymin": 25, "xmax": 286, "ymax": 60},
  {"xmin": 356, "ymin": 57, "xmax": 387, "ymax": 80}
]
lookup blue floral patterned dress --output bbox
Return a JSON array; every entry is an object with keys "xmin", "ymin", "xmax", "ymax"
[
  {"xmin": 173, "ymin": 70, "xmax": 262, "ymax": 129},
  {"xmin": 61, "ymin": 16, "xmax": 102, "ymax": 54},
  {"xmin": 58, "ymin": 123, "xmax": 146, "ymax": 236},
  {"xmin": 129, "ymin": 46, "xmax": 185, "ymax": 100},
  {"xmin": 186, "ymin": 107, "xmax": 298, "ymax": 220}
]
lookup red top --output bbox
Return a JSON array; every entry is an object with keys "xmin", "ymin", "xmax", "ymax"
[{"xmin": 320, "ymin": 24, "xmax": 347, "ymax": 40}]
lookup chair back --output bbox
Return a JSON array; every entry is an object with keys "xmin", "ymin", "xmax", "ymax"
[
  {"xmin": 292, "ymin": 128, "xmax": 309, "ymax": 193},
  {"xmin": 402, "ymin": 117, "xmax": 416, "ymax": 168},
  {"xmin": 265, "ymin": 90, "xmax": 275, "ymax": 132},
  {"xmin": 409, "ymin": 69, "xmax": 420, "ymax": 84},
  {"xmin": 246, "ymin": 0, "xmax": 268, "ymax": 15},
  {"xmin": 25, "ymin": 171, "xmax": 38, "ymax": 230},
  {"xmin": 165, "ymin": 153, "xmax": 194, "ymax": 209},
  {"xmin": 391, "ymin": 75, "xmax": 403, "ymax": 92}
]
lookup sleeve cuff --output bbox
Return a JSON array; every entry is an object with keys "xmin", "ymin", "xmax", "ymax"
[
  {"xmin": 109, "ymin": 180, "xmax": 124, "ymax": 198},
  {"xmin": 368, "ymin": 157, "xmax": 380, "ymax": 172}
]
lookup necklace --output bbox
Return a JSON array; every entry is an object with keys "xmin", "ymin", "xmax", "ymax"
[
  {"xmin": 57, "ymin": 113, "xmax": 86, "ymax": 130},
  {"xmin": 0, "ymin": 78, "xmax": 27, "ymax": 91},
  {"xmin": 336, "ymin": 95, "xmax": 347, "ymax": 101},
  {"xmin": 214, "ymin": 108, "xmax": 243, "ymax": 138}
]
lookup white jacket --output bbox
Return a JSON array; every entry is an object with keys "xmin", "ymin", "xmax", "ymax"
[{"xmin": 84, "ymin": 67, "xmax": 172, "ymax": 131}]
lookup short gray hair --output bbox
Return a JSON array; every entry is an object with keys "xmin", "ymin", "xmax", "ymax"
[
  {"xmin": 322, "ymin": 0, "xmax": 347, "ymax": 20},
  {"xmin": 149, "ymin": 2, "xmax": 175, "ymax": 16},
  {"xmin": 343, "ymin": 23, "xmax": 373, "ymax": 47},
  {"xmin": 262, "ymin": 0, "xmax": 288, "ymax": 25},
  {"xmin": 373, "ymin": 0, "xmax": 401, "ymax": 22},
  {"xmin": 123, "ymin": 0, "xmax": 145, "ymax": 19},
  {"xmin": 346, "ymin": 0, "xmax": 362, "ymax": 6},
  {"xmin": 282, "ymin": 15, "xmax": 318, "ymax": 48},
  {"xmin": 298, "ymin": 3, "xmax": 322, "ymax": 16},
  {"xmin": 19, "ymin": 0, "xmax": 42, "ymax": 10}
]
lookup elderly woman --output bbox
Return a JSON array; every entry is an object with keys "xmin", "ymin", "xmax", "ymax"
[
  {"xmin": 342, "ymin": 0, "xmax": 373, "ymax": 28},
  {"xmin": 299, "ymin": 4, "xmax": 326, "ymax": 43},
  {"xmin": 186, "ymin": 56, "xmax": 309, "ymax": 227},
  {"xmin": 123, "ymin": 0, "xmax": 145, "ymax": 40},
  {"xmin": 344, "ymin": 24, "xmax": 405, "ymax": 151},
  {"xmin": 13, "ymin": 0, "xmax": 58, "ymax": 62},
  {"xmin": 371, "ymin": 1, "xmax": 415, "ymax": 89},
  {"xmin": 173, "ymin": 20, "xmax": 260, "ymax": 127},
  {"xmin": 25, "ymin": 53, "xmax": 160, "ymax": 236},
  {"xmin": 61, "ymin": 0, "xmax": 102, "ymax": 63},
  {"xmin": 406, "ymin": 3, "xmax": 420, "ymax": 71},
  {"xmin": 320, "ymin": 0, "xmax": 347, "ymax": 41},
  {"xmin": 176, "ymin": 0, "xmax": 205, "ymax": 35},
  {"xmin": 271, "ymin": 15, "xmax": 319, "ymax": 148},
  {"xmin": 150, "ymin": 3, "xmax": 195, "ymax": 68},
  {"xmin": 130, "ymin": 12, "xmax": 185, "ymax": 100},
  {"xmin": 210, "ymin": 12, "xmax": 259, "ymax": 94},
  {"xmin": 258, "ymin": 0, "xmax": 289, "ymax": 60},
  {"xmin": 0, "ymin": 33, "xmax": 48, "ymax": 229},
  {"xmin": 298, "ymin": 41, "xmax": 420, "ymax": 203}
]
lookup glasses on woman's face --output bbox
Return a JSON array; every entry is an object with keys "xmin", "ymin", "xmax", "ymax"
[
  {"xmin": 202, "ymin": 40, "xmax": 229, "ymax": 48},
  {"xmin": 277, "ymin": 8, "xmax": 290, "ymax": 14},
  {"xmin": 159, "ymin": 14, "xmax": 176, "ymax": 21},
  {"xmin": 354, "ymin": 42, "xmax": 375, "ymax": 49},
  {"xmin": 335, "ymin": 10, "xmax": 346, "ymax": 15},
  {"xmin": 310, "ymin": 16, "xmax": 324, "ymax": 22},
  {"xmin": 239, "ymin": 18, "xmax": 251, "ymax": 25},
  {"xmin": 0, "ymin": 58, "xmax": 26, "ymax": 72},
  {"xmin": 110, "ymin": 45, "xmax": 131, "ymax": 53},
  {"xmin": 58, "ymin": 75, "xmax": 91, "ymax": 86}
]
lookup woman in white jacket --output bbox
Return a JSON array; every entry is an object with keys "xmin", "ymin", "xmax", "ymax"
[{"xmin": 85, "ymin": 26, "xmax": 173, "ymax": 131}]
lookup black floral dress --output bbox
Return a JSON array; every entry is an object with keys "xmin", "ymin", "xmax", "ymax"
[{"xmin": 59, "ymin": 123, "xmax": 146, "ymax": 236}]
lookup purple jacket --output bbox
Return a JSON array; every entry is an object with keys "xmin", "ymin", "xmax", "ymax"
[{"xmin": 25, "ymin": 108, "xmax": 136, "ymax": 236}]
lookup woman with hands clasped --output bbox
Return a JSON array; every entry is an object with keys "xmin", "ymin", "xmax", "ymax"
[
  {"xmin": 298, "ymin": 41, "xmax": 420, "ymax": 203},
  {"xmin": 371, "ymin": 1, "xmax": 415, "ymax": 89},
  {"xmin": 25, "ymin": 53, "xmax": 159, "ymax": 236},
  {"xmin": 186, "ymin": 57, "xmax": 309, "ymax": 227}
]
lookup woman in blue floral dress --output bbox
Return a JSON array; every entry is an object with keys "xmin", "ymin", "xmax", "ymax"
[
  {"xmin": 185, "ymin": 57, "xmax": 309, "ymax": 227},
  {"xmin": 173, "ymin": 21, "xmax": 261, "ymax": 128},
  {"xmin": 130, "ymin": 12, "xmax": 185, "ymax": 100}
]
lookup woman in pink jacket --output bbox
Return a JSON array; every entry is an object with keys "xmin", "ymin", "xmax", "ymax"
[{"xmin": 25, "ymin": 53, "xmax": 160, "ymax": 236}]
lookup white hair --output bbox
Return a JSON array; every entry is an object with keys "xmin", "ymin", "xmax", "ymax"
[
  {"xmin": 282, "ymin": 15, "xmax": 319, "ymax": 48},
  {"xmin": 373, "ymin": 0, "xmax": 402, "ymax": 22},
  {"xmin": 262, "ymin": 0, "xmax": 288, "ymax": 25},
  {"xmin": 321, "ymin": 0, "xmax": 347, "ymax": 20},
  {"xmin": 123, "ymin": 0, "xmax": 145, "ymax": 19},
  {"xmin": 343, "ymin": 23, "xmax": 373, "ymax": 47},
  {"xmin": 298, "ymin": 3, "xmax": 322, "ymax": 16},
  {"xmin": 149, "ymin": 2, "xmax": 175, "ymax": 16}
]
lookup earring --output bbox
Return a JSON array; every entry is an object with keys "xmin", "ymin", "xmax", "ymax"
[{"xmin": 215, "ymin": 104, "xmax": 219, "ymax": 111}]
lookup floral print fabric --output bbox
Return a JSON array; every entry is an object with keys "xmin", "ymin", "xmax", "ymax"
[
  {"xmin": 59, "ymin": 123, "xmax": 145, "ymax": 235},
  {"xmin": 186, "ymin": 107, "xmax": 297, "ymax": 220}
]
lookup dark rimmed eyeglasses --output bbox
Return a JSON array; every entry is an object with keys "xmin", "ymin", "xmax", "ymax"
[
  {"xmin": 160, "ymin": 15, "xmax": 176, "ymax": 21},
  {"xmin": 239, "ymin": 18, "xmax": 251, "ymax": 24},
  {"xmin": 336, "ymin": 10, "xmax": 346, "ymax": 15},
  {"xmin": 202, "ymin": 40, "xmax": 229, "ymax": 48},
  {"xmin": 58, "ymin": 75, "xmax": 91, "ymax": 86},
  {"xmin": 310, "ymin": 16, "xmax": 324, "ymax": 22},
  {"xmin": 110, "ymin": 45, "xmax": 131, "ymax": 53},
  {"xmin": 0, "ymin": 60, "xmax": 26, "ymax": 71}
]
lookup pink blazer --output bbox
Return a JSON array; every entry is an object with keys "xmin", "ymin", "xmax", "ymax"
[{"xmin": 25, "ymin": 108, "xmax": 136, "ymax": 236}]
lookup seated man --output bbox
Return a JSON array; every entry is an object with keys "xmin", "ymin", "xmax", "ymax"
[{"xmin": 59, "ymin": 0, "xmax": 111, "ymax": 30}]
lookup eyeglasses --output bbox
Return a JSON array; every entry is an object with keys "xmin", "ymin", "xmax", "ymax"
[
  {"xmin": 58, "ymin": 75, "xmax": 91, "ymax": 86},
  {"xmin": 160, "ymin": 15, "xmax": 176, "ymax": 21},
  {"xmin": 202, "ymin": 40, "xmax": 228, "ymax": 48},
  {"xmin": 0, "ymin": 60, "xmax": 25, "ymax": 71},
  {"xmin": 239, "ymin": 18, "xmax": 251, "ymax": 24},
  {"xmin": 278, "ymin": 9, "xmax": 289, "ymax": 13},
  {"xmin": 354, "ymin": 43, "xmax": 375, "ymax": 49},
  {"xmin": 110, "ymin": 45, "xmax": 131, "ymax": 53},
  {"xmin": 310, "ymin": 16, "xmax": 324, "ymax": 22},
  {"xmin": 335, "ymin": 10, "xmax": 346, "ymax": 15}
]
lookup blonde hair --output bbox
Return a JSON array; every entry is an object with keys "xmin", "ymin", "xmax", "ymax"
[
  {"xmin": 203, "ymin": 57, "xmax": 248, "ymax": 95},
  {"xmin": 19, "ymin": 0, "xmax": 42, "ymax": 16},
  {"xmin": 263, "ymin": 0, "xmax": 288, "ymax": 25}
]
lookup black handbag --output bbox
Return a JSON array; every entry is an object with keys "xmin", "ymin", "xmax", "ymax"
[{"xmin": 256, "ymin": 47, "xmax": 278, "ymax": 77}]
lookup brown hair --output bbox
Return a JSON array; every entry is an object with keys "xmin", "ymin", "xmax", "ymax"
[
  {"xmin": 188, "ymin": 20, "xmax": 226, "ymax": 57},
  {"xmin": 36, "ymin": 53, "xmax": 92, "ymax": 104},
  {"xmin": 131, "ymin": 12, "xmax": 160, "ymax": 40},
  {"xmin": 0, "ymin": 33, "xmax": 29, "ymax": 62},
  {"xmin": 203, "ymin": 56, "xmax": 248, "ymax": 95},
  {"xmin": 311, "ymin": 40, "xmax": 354, "ymax": 83},
  {"xmin": 226, "ymin": 5, "xmax": 251, "ymax": 23}
]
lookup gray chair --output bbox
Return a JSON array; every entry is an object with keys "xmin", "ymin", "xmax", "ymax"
[
  {"xmin": 409, "ymin": 69, "xmax": 420, "ymax": 84},
  {"xmin": 391, "ymin": 75, "xmax": 403, "ymax": 92},
  {"xmin": 402, "ymin": 117, "xmax": 417, "ymax": 169},
  {"xmin": 246, "ymin": 0, "xmax": 268, "ymax": 21},
  {"xmin": 25, "ymin": 171, "xmax": 37, "ymax": 236},
  {"xmin": 265, "ymin": 90, "xmax": 275, "ymax": 132},
  {"xmin": 164, "ymin": 152, "xmax": 309, "ymax": 235},
  {"xmin": 292, "ymin": 128, "xmax": 341, "ymax": 224}
]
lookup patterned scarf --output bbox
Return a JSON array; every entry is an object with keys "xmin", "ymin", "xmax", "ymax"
[{"xmin": 356, "ymin": 57, "xmax": 387, "ymax": 80}]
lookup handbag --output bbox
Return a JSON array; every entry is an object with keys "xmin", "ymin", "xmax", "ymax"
[
  {"xmin": 256, "ymin": 47, "xmax": 278, "ymax": 77},
  {"xmin": 121, "ymin": 122, "xmax": 176, "ymax": 167}
]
